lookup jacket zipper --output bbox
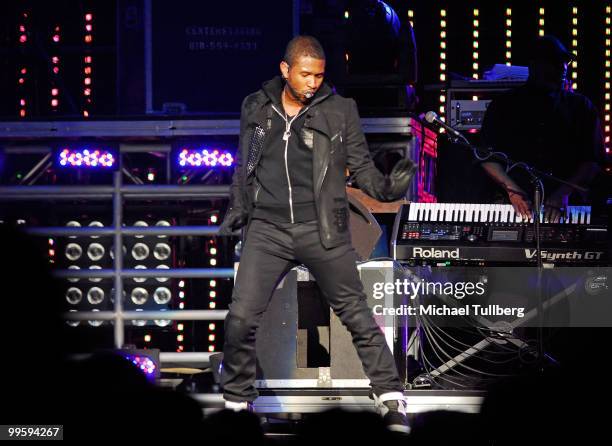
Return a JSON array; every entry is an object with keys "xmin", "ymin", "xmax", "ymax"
[{"xmin": 271, "ymin": 104, "xmax": 309, "ymax": 224}]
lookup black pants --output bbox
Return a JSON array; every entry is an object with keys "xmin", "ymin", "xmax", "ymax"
[{"xmin": 221, "ymin": 218, "xmax": 403, "ymax": 402}]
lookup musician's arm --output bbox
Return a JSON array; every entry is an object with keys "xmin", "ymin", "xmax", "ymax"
[{"xmin": 481, "ymin": 161, "xmax": 531, "ymax": 217}]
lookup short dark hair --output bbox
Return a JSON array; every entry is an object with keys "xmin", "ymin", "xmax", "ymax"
[{"xmin": 283, "ymin": 35, "xmax": 326, "ymax": 65}]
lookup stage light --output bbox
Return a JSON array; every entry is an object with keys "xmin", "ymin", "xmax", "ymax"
[
  {"xmin": 177, "ymin": 334, "xmax": 184, "ymax": 342},
  {"xmin": 144, "ymin": 334, "xmax": 151, "ymax": 342},
  {"xmin": 133, "ymin": 220, "xmax": 148, "ymax": 239},
  {"xmin": 87, "ymin": 287, "xmax": 105, "ymax": 305},
  {"xmin": 153, "ymin": 243, "xmax": 171, "ymax": 260},
  {"xmin": 208, "ymin": 346, "xmax": 215, "ymax": 352},
  {"xmin": 439, "ymin": 8, "xmax": 447, "ymax": 119},
  {"xmin": 178, "ymin": 324, "xmax": 184, "ymax": 331},
  {"xmin": 131, "ymin": 287, "xmax": 149, "ymax": 305},
  {"xmin": 67, "ymin": 265, "xmax": 80, "ymax": 283},
  {"xmin": 155, "ymin": 220, "xmax": 170, "ymax": 238},
  {"xmin": 109, "ymin": 244, "xmax": 127, "ymax": 259},
  {"xmin": 88, "ymin": 265, "xmax": 102, "ymax": 282},
  {"xmin": 65, "ymin": 243, "xmax": 83, "ymax": 261},
  {"xmin": 209, "ymin": 280, "xmax": 216, "ymax": 287},
  {"xmin": 570, "ymin": 6, "xmax": 579, "ymax": 90},
  {"xmin": 66, "ymin": 309, "xmax": 79, "ymax": 327},
  {"xmin": 133, "ymin": 265, "xmax": 147, "ymax": 283},
  {"xmin": 123, "ymin": 351, "xmax": 158, "ymax": 381},
  {"xmin": 209, "ymin": 302, "xmax": 216, "ymax": 309},
  {"xmin": 505, "ymin": 8, "xmax": 512, "ymax": 65},
  {"xmin": 538, "ymin": 7, "xmax": 545, "ymax": 37},
  {"xmin": 131, "ymin": 243, "xmax": 150, "ymax": 260},
  {"xmin": 155, "ymin": 265, "xmax": 169, "ymax": 282},
  {"xmin": 153, "ymin": 287, "xmax": 172, "ymax": 305},
  {"xmin": 472, "ymin": 8, "xmax": 479, "ymax": 79},
  {"xmin": 605, "ymin": 4, "xmax": 611, "ymax": 155},
  {"xmin": 209, "ymin": 323, "xmax": 216, "ymax": 331},
  {"xmin": 66, "ymin": 287, "xmax": 83, "ymax": 305},
  {"xmin": 154, "ymin": 318, "xmax": 171, "ymax": 328},
  {"xmin": 88, "ymin": 309, "xmax": 103, "ymax": 327},
  {"xmin": 132, "ymin": 309, "xmax": 146, "ymax": 327},
  {"xmin": 57, "ymin": 146, "xmax": 117, "ymax": 169},
  {"xmin": 87, "ymin": 243, "xmax": 105, "ymax": 261},
  {"xmin": 177, "ymin": 148, "xmax": 235, "ymax": 168}
]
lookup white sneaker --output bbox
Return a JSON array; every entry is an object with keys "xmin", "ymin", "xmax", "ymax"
[
  {"xmin": 374, "ymin": 392, "xmax": 411, "ymax": 434},
  {"xmin": 224, "ymin": 400, "xmax": 254, "ymax": 412}
]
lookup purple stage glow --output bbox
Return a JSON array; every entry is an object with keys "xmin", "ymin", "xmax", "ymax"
[
  {"xmin": 126, "ymin": 354, "xmax": 157, "ymax": 377},
  {"xmin": 58, "ymin": 147, "xmax": 116, "ymax": 168},
  {"xmin": 177, "ymin": 148, "xmax": 234, "ymax": 168}
]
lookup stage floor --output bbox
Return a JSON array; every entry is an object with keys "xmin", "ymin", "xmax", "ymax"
[{"xmin": 192, "ymin": 389, "xmax": 485, "ymax": 415}]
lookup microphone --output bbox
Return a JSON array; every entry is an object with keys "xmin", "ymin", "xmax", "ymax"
[{"xmin": 424, "ymin": 111, "xmax": 465, "ymax": 141}]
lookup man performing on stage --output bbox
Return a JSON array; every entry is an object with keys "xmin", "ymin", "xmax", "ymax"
[
  {"xmin": 481, "ymin": 35, "xmax": 602, "ymax": 221},
  {"xmin": 218, "ymin": 35, "xmax": 415, "ymax": 432}
]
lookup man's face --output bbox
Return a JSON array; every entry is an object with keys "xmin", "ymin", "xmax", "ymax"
[
  {"xmin": 280, "ymin": 55, "xmax": 325, "ymax": 104},
  {"xmin": 530, "ymin": 59, "xmax": 569, "ymax": 90}
]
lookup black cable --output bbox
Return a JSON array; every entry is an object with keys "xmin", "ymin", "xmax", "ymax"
[{"xmin": 421, "ymin": 318, "xmax": 512, "ymax": 378}]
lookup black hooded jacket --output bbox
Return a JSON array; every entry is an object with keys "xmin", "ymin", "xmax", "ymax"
[{"xmin": 221, "ymin": 76, "xmax": 415, "ymax": 249}]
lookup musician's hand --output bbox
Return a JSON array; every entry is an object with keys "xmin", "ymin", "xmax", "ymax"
[
  {"xmin": 544, "ymin": 192, "xmax": 569, "ymax": 223},
  {"xmin": 507, "ymin": 187, "xmax": 532, "ymax": 220}
]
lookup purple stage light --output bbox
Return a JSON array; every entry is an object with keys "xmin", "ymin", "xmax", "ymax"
[
  {"xmin": 177, "ymin": 148, "xmax": 234, "ymax": 168},
  {"xmin": 125, "ymin": 354, "xmax": 157, "ymax": 377},
  {"xmin": 58, "ymin": 147, "xmax": 116, "ymax": 168}
]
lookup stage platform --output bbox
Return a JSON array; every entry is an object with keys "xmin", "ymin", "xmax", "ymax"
[{"xmin": 190, "ymin": 389, "xmax": 485, "ymax": 416}]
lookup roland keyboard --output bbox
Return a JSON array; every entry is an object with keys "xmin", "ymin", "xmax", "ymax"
[{"xmin": 392, "ymin": 203, "xmax": 609, "ymax": 266}]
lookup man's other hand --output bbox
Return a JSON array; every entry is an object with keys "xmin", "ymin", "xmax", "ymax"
[
  {"xmin": 218, "ymin": 209, "xmax": 247, "ymax": 235},
  {"xmin": 385, "ymin": 158, "xmax": 417, "ymax": 201}
]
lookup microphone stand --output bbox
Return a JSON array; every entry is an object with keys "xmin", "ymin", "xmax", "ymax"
[{"xmin": 439, "ymin": 125, "xmax": 585, "ymax": 371}]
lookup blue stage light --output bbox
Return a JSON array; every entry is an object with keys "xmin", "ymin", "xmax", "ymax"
[
  {"xmin": 177, "ymin": 147, "xmax": 234, "ymax": 168},
  {"xmin": 57, "ymin": 146, "xmax": 116, "ymax": 168}
]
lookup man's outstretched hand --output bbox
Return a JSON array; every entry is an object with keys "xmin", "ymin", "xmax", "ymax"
[{"xmin": 384, "ymin": 158, "xmax": 417, "ymax": 201}]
